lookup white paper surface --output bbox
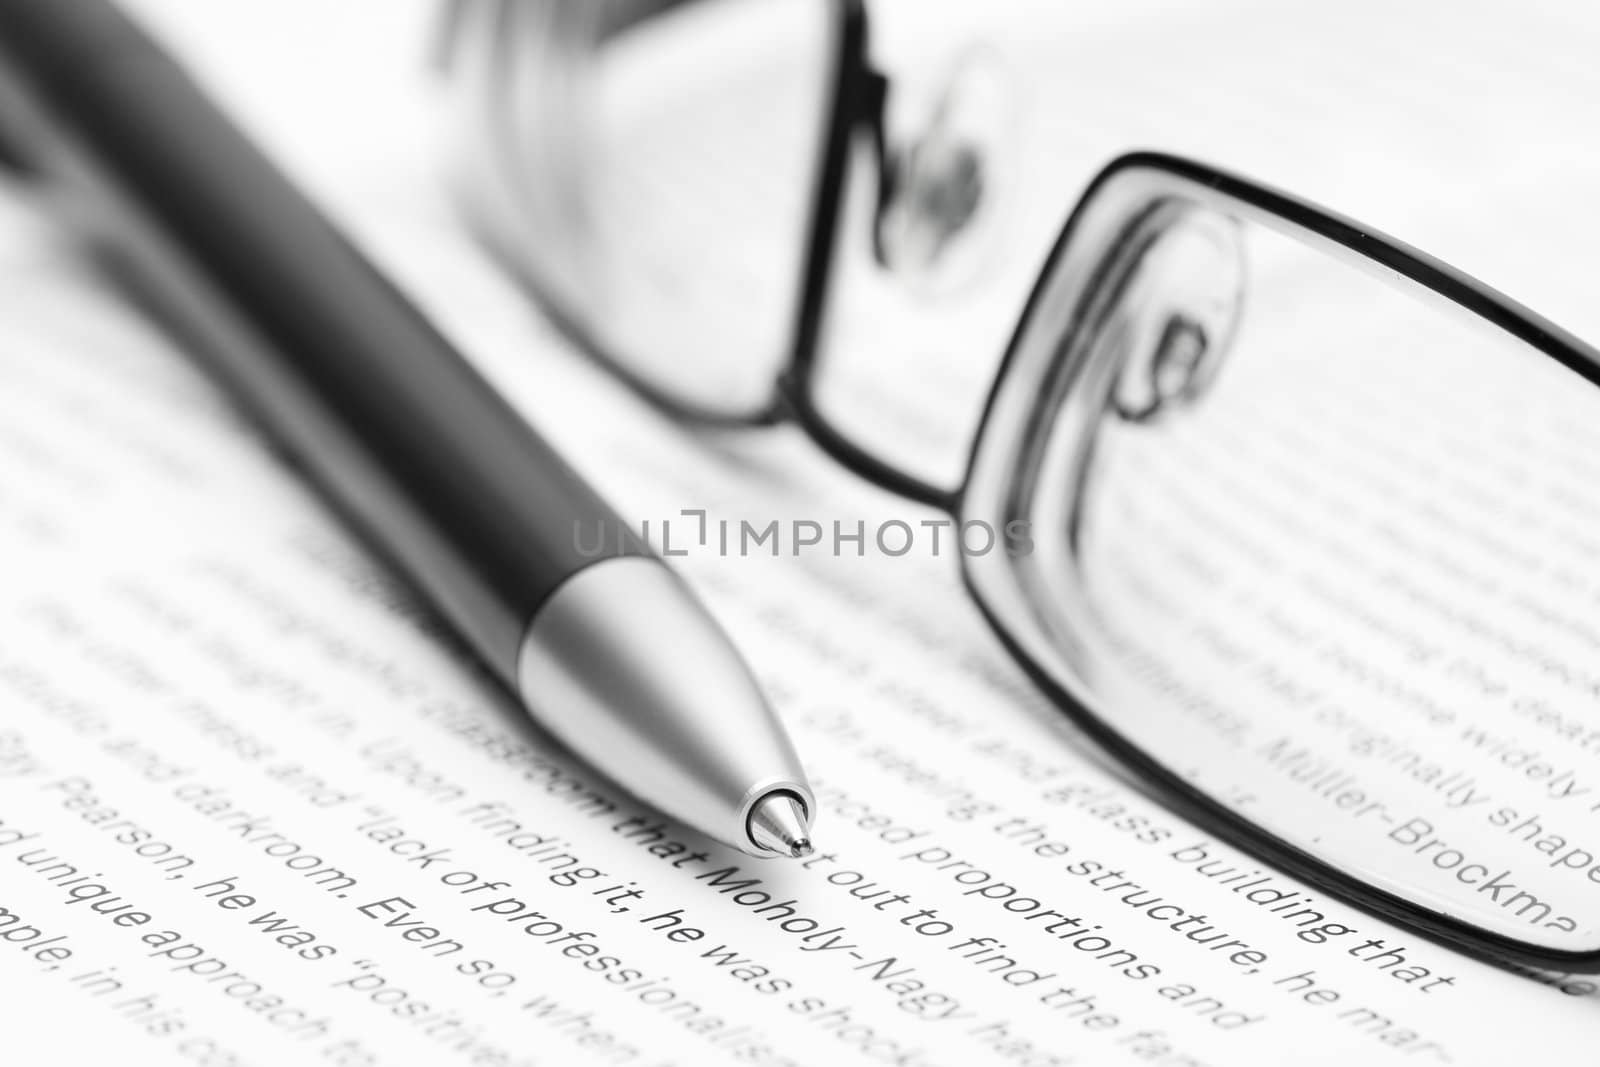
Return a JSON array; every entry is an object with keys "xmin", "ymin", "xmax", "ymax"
[{"xmin": 4, "ymin": 2, "xmax": 1600, "ymax": 1064}]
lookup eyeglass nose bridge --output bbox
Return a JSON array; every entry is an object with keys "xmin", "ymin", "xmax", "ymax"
[
  {"xmin": 1098, "ymin": 206, "xmax": 1247, "ymax": 423},
  {"xmin": 866, "ymin": 44, "xmax": 1019, "ymax": 295}
]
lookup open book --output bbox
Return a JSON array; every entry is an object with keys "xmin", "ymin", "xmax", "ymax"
[{"xmin": 4, "ymin": 2, "xmax": 1600, "ymax": 1064}]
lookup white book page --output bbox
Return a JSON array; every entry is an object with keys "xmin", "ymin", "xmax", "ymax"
[{"xmin": 3, "ymin": 2, "xmax": 1600, "ymax": 1064}]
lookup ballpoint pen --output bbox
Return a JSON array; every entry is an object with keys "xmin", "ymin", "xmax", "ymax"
[{"xmin": 0, "ymin": 0, "xmax": 815, "ymax": 858}]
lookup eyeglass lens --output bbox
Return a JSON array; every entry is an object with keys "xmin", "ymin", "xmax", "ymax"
[
  {"xmin": 571, "ymin": 0, "xmax": 831, "ymax": 416},
  {"xmin": 1010, "ymin": 199, "xmax": 1600, "ymax": 950}
]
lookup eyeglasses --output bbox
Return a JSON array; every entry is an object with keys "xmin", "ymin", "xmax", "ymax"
[{"xmin": 439, "ymin": 0, "xmax": 1600, "ymax": 972}]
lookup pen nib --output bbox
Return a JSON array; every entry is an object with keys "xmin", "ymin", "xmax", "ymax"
[{"xmin": 748, "ymin": 792, "xmax": 814, "ymax": 859}]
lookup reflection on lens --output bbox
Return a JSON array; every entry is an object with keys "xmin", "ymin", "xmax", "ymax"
[
  {"xmin": 449, "ymin": 0, "xmax": 831, "ymax": 417},
  {"xmin": 1019, "ymin": 199, "xmax": 1600, "ymax": 950},
  {"xmin": 585, "ymin": 0, "xmax": 831, "ymax": 415}
]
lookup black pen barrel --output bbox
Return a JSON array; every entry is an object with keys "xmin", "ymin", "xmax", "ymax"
[{"xmin": 0, "ymin": 0, "xmax": 645, "ymax": 678}]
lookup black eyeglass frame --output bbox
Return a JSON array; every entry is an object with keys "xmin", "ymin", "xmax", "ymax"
[
  {"xmin": 445, "ymin": 0, "xmax": 1600, "ymax": 972},
  {"xmin": 962, "ymin": 151, "xmax": 1600, "ymax": 975}
]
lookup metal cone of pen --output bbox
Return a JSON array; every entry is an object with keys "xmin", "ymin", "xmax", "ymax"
[{"xmin": 518, "ymin": 557, "xmax": 814, "ymax": 856}]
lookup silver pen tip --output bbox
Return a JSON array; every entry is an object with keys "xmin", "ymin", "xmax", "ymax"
[{"xmin": 748, "ymin": 792, "xmax": 814, "ymax": 859}]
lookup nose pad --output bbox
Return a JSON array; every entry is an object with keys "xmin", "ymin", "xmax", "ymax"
[
  {"xmin": 1105, "ymin": 210, "xmax": 1246, "ymax": 423},
  {"xmin": 873, "ymin": 47, "xmax": 1016, "ymax": 295}
]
